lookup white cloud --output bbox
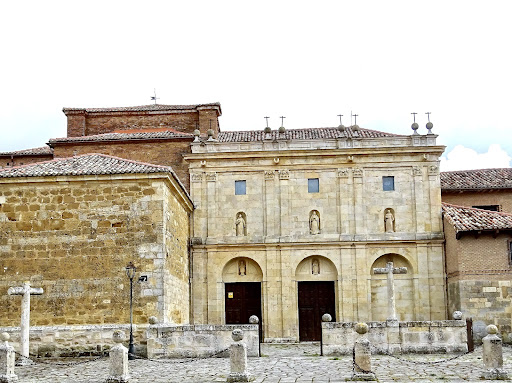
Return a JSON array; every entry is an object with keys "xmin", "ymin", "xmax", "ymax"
[{"xmin": 440, "ymin": 144, "xmax": 511, "ymax": 172}]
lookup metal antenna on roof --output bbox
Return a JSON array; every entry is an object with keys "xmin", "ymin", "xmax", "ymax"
[{"xmin": 150, "ymin": 89, "xmax": 159, "ymax": 105}]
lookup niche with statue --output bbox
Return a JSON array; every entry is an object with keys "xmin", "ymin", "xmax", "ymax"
[{"xmin": 235, "ymin": 212, "xmax": 247, "ymax": 236}]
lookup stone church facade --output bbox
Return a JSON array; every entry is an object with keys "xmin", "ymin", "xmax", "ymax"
[{"xmin": 187, "ymin": 127, "xmax": 446, "ymax": 341}]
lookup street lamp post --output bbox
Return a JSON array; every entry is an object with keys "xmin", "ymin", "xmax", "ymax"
[{"xmin": 125, "ymin": 262, "xmax": 136, "ymax": 360}]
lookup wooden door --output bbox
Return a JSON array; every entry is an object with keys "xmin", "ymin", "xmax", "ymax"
[
  {"xmin": 298, "ymin": 281, "xmax": 335, "ymax": 341},
  {"xmin": 225, "ymin": 282, "xmax": 262, "ymax": 339}
]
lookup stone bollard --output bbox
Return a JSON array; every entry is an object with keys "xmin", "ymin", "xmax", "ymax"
[
  {"xmin": 105, "ymin": 330, "xmax": 129, "ymax": 383},
  {"xmin": 481, "ymin": 325, "xmax": 508, "ymax": 380},
  {"xmin": 227, "ymin": 329, "xmax": 249, "ymax": 383},
  {"xmin": 0, "ymin": 333, "xmax": 17, "ymax": 383},
  {"xmin": 352, "ymin": 323, "xmax": 376, "ymax": 381}
]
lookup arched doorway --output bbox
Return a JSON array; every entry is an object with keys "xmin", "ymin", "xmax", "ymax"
[
  {"xmin": 295, "ymin": 256, "xmax": 337, "ymax": 341},
  {"xmin": 222, "ymin": 257, "xmax": 263, "ymax": 338},
  {"xmin": 370, "ymin": 254, "xmax": 414, "ymax": 321}
]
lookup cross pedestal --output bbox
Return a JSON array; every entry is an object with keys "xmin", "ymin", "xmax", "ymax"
[
  {"xmin": 373, "ymin": 261, "xmax": 407, "ymax": 322},
  {"xmin": 7, "ymin": 281, "xmax": 43, "ymax": 365}
]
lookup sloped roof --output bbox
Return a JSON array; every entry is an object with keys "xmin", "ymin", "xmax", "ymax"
[
  {"xmin": 49, "ymin": 129, "xmax": 194, "ymax": 144},
  {"xmin": 441, "ymin": 168, "xmax": 512, "ymax": 191},
  {"xmin": 442, "ymin": 203, "xmax": 512, "ymax": 232},
  {"xmin": 0, "ymin": 146, "xmax": 53, "ymax": 156},
  {"xmin": 63, "ymin": 103, "xmax": 221, "ymax": 114},
  {"xmin": 0, "ymin": 153, "xmax": 176, "ymax": 178},
  {"xmin": 217, "ymin": 126, "xmax": 402, "ymax": 143}
]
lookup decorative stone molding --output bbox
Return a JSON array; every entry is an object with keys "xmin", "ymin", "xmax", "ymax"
[
  {"xmin": 353, "ymin": 168, "xmax": 363, "ymax": 178},
  {"xmin": 191, "ymin": 173, "xmax": 203, "ymax": 182},
  {"xmin": 428, "ymin": 165, "xmax": 439, "ymax": 176},
  {"xmin": 412, "ymin": 166, "xmax": 421, "ymax": 176},
  {"xmin": 206, "ymin": 172, "xmax": 217, "ymax": 182},
  {"xmin": 278, "ymin": 170, "xmax": 290, "ymax": 180},
  {"xmin": 337, "ymin": 169, "xmax": 349, "ymax": 178},
  {"xmin": 264, "ymin": 171, "xmax": 275, "ymax": 180}
]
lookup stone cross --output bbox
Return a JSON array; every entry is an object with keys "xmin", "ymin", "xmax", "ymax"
[
  {"xmin": 7, "ymin": 281, "xmax": 43, "ymax": 365},
  {"xmin": 373, "ymin": 262, "xmax": 407, "ymax": 321}
]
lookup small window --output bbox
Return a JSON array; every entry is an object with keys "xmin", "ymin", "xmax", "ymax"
[
  {"xmin": 308, "ymin": 178, "xmax": 319, "ymax": 193},
  {"xmin": 383, "ymin": 176, "xmax": 395, "ymax": 191},
  {"xmin": 473, "ymin": 205, "xmax": 500, "ymax": 212},
  {"xmin": 235, "ymin": 180, "xmax": 246, "ymax": 195}
]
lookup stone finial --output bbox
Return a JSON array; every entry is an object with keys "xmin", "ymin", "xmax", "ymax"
[
  {"xmin": 321, "ymin": 313, "xmax": 332, "ymax": 322},
  {"xmin": 337, "ymin": 124, "xmax": 345, "ymax": 132},
  {"xmin": 0, "ymin": 333, "xmax": 9, "ymax": 343},
  {"xmin": 411, "ymin": 122, "xmax": 419, "ymax": 134},
  {"xmin": 148, "ymin": 316, "xmax": 158, "ymax": 325},
  {"xmin": 351, "ymin": 124, "xmax": 360, "ymax": 131},
  {"xmin": 232, "ymin": 329, "xmax": 244, "ymax": 342},
  {"xmin": 112, "ymin": 330, "xmax": 125, "ymax": 344},
  {"xmin": 193, "ymin": 128, "xmax": 201, "ymax": 142},
  {"xmin": 264, "ymin": 126, "xmax": 271, "ymax": 134},
  {"xmin": 452, "ymin": 311, "xmax": 463, "ymax": 320},
  {"xmin": 207, "ymin": 128, "xmax": 214, "ymax": 141},
  {"xmin": 249, "ymin": 315, "xmax": 259, "ymax": 324},
  {"xmin": 487, "ymin": 324, "xmax": 498, "ymax": 335},
  {"xmin": 355, "ymin": 322, "xmax": 369, "ymax": 335},
  {"xmin": 278, "ymin": 125, "xmax": 285, "ymax": 134}
]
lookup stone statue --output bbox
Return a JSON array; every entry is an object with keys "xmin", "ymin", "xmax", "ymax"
[
  {"xmin": 310, "ymin": 211, "xmax": 320, "ymax": 235},
  {"xmin": 238, "ymin": 259, "xmax": 246, "ymax": 276},
  {"xmin": 312, "ymin": 258, "xmax": 320, "ymax": 275},
  {"xmin": 235, "ymin": 213, "xmax": 246, "ymax": 236},
  {"xmin": 384, "ymin": 209, "xmax": 395, "ymax": 233}
]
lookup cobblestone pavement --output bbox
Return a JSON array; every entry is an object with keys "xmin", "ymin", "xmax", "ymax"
[{"xmin": 11, "ymin": 343, "xmax": 512, "ymax": 382}]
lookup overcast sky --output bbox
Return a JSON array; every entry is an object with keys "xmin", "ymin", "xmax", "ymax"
[{"xmin": 1, "ymin": 1, "xmax": 511, "ymax": 171}]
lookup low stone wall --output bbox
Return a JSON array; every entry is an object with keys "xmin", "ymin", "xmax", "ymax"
[
  {"xmin": 0, "ymin": 324, "xmax": 148, "ymax": 357},
  {"xmin": 322, "ymin": 320, "xmax": 468, "ymax": 355},
  {"xmin": 147, "ymin": 324, "xmax": 259, "ymax": 358}
]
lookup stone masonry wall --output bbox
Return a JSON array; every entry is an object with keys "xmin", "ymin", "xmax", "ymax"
[
  {"xmin": 52, "ymin": 140, "xmax": 192, "ymax": 191},
  {"xmin": 0, "ymin": 155, "xmax": 54, "ymax": 169},
  {"xmin": 0, "ymin": 175, "xmax": 190, "ymax": 327}
]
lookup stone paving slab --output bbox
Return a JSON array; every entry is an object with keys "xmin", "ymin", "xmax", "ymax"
[{"xmin": 10, "ymin": 344, "xmax": 512, "ymax": 382}]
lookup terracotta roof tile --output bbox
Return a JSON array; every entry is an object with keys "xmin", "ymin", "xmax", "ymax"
[
  {"xmin": 62, "ymin": 103, "xmax": 221, "ymax": 114},
  {"xmin": 49, "ymin": 130, "xmax": 194, "ymax": 144},
  {"xmin": 0, "ymin": 153, "xmax": 176, "ymax": 178},
  {"xmin": 217, "ymin": 127, "xmax": 402, "ymax": 142},
  {"xmin": 442, "ymin": 202, "xmax": 512, "ymax": 232},
  {"xmin": 441, "ymin": 168, "xmax": 512, "ymax": 191},
  {"xmin": 0, "ymin": 146, "xmax": 53, "ymax": 156}
]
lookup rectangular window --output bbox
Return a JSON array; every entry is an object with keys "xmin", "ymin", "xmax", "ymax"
[
  {"xmin": 473, "ymin": 205, "xmax": 500, "ymax": 212},
  {"xmin": 308, "ymin": 178, "xmax": 319, "ymax": 193},
  {"xmin": 235, "ymin": 180, "xmax": 246, "ymax": 195},
  {"xmin": 383, "ymin": 176, "xmax": 395, "ymax": 191}
]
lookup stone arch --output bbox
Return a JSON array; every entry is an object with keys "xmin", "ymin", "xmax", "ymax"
[
  {"xmin": 295, "ymin": 255, "xmax": 337, "ymax": 281},
  {"xmin": 222, "ymin": 256, "xmax": 263, "ymax": 283},
  {"xmin": 370, "ymin": 253, "xmax": 414, "ymax": 321}
]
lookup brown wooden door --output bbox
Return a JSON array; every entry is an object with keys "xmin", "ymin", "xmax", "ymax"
[
  {"xmin": 225, "ymin": 282, "xmax": 262, "ymax": 339},
  {"xmin": 298, "ymin": 281, "xmax": 335, "ymax": 341}
]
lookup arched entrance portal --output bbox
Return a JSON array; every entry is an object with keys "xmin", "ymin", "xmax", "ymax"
[
  {"xmin": 222, "ymin": 257, "xmax": 263, "ymax": 338},
  {"xmin": 295, "ymin": 256, "xmax": 337, "ymax": 341}
]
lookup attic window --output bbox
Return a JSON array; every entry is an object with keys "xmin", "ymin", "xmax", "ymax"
[{"xmin": 472, "ymin": 205, "xmax": 500, "ymax": 212}]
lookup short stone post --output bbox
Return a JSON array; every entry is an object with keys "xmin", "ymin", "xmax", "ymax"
[
  {"xmin": 105, "ymin": 330, "xmax": 129, "ymax": 383},
  {"xmin": 227, "ymin": 329, "xmax": 249, "ymax": 383},
  {"xmin": 0, "ymin": 333, "xmax": 17, "ymax": 383},
  {"xmin": 481, "ymin": 325, "xmax": 508, "ymax": 380},
  {"xmin": 352, "ymin": 323, "xmax": 376, "ymax": 381}
]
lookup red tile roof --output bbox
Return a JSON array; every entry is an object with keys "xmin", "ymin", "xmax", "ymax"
[
  {"xmin": 442, "ymin": 202, "xmax": 512, "ymax": 232},
  {"xmin": 62, "ymin": 103, "xmax": 221, "ymax": 115},
  {"xmin": 441, "ymin": 168, "xmax": 512, "ymax": 191},
  {"xmin": 217, "ymin": 126, "xmax": 402, "ymax": 142},
  {"xmin": 0, "ymin": 153, "xmax": 176, "ymax": 178},
  {"xmin": 49, "ymin": 129, "xmax": 194, "ymax": 144},
  {"xmin": 0, "ymin": 146, "xmax": 53, "ymax": 156}
]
